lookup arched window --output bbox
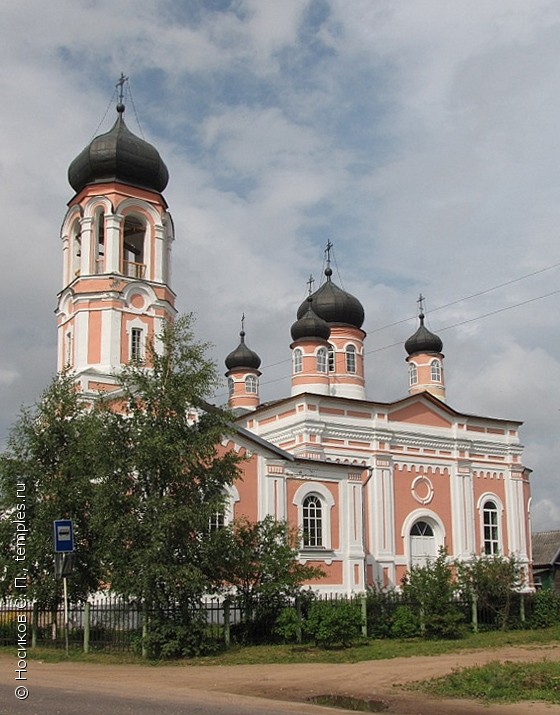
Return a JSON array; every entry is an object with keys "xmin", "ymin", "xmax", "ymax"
[
  {"xmin": 65, "ymin": 331, "xmax": 73, "ymax": 367},
  {"xmin": 71, "ymin": 221, "xmax": 81, "ymax": 277},
  {"xmin": 123, "ymin": 215, "xmax": 146, "ymax": 278},
  {"xmin": 316, "ymin": 348, "xmax": 327, "ymax": 373},
  {"xmin": 303, "ymin": 495, "xmax": 323, "ymax": 547},
  {"xmin": 293, "ymin": 348, "xmax": 303, "ymax": 374},
  {"xmin": 410, "ymin": 520, "xmax": 435, "ymax": 567},
  {"xmin": 328, "ymin": 345, "xmax": 335, "ymax": 372},
  {"xmin": 94, "ymin": 209, "xmax": 105, "ymax": 274},
  {"xmin": 346, "ymin": 344, "xmax": 357, "ymax": 373},
  {"xmin": 430, "ymin": 359, "xmax": 442, "ymax": 382},
  {"xmin": 228, "ymin": 377, "xmax": 234, "ymax": 396},
  {"xmin": 245, "ymin": 375, "xmax": 258, "ymax": 393},
  {"xmin": 482, "ymin": 500, "xmax": 499, "ymax": 555},
  {"xmin": 409, "ymin": 362, "xmax": 418, "ymax": 386}
]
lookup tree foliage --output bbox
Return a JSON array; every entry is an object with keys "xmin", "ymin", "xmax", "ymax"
[
  {"xmin": 401, "ymin": 549, "xmax": 464, "ymax": 639},
  {"xmin": 95, "ymin": 314, "xmax": 242, "ymax": 613},
  {"xmin": 213, "ymin": 515, "xmax": 324, "ymax": 615},
  {"xmin": 456, "ymin": 554, "xmax": 524, "ymax": 629},
  {"xmin": 0, "ymin": 371, "xmax": 105, "ymax": 607}
]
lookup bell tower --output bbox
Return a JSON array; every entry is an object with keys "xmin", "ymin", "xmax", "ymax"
[{"xmin": 56, "ymin": 77, "xmax": 176, "ymax": 395}]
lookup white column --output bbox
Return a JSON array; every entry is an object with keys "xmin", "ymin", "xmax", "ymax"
[
  {"xmin": 80, "ymin": 217, "xmax": 93, "ymax": 275},
  {"xmin": 105, "ymin": 214, "xmax": 122, "ymax": 273}
]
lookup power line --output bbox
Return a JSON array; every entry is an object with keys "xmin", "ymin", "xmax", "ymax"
[
  {"xmin": 368, "ymin": 260, "xmax": 560, "ymax": 334},
  {"xmin": 213, "ymin": 263, "xmax": 560, "ymax": 400}
]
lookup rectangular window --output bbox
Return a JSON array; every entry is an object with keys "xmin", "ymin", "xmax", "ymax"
[{"xmin": 130, "ymin": 328, "xmax": 143, "ymax": 362}]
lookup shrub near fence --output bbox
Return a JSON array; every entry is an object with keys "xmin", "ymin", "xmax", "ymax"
[{"xmin": 0, "ymin": 590, "xmax": 554, "ymax": 656}]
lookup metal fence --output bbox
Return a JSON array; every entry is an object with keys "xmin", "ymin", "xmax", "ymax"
[{"xmin": 0, "ymin": 590, "xmax": 540, "ymax": 654}]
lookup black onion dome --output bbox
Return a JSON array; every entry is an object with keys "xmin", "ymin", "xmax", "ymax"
[
  {"xmin": 405, "ymin": 314, "xmax": 443, "ymax": 355},
  {"xmin": 297, "ymin": 268, "xmax": 365, "ymax": 329},
  {"xmin": 68, "ymin": 104, "xmax": 169, "ymax": 194},
  {"xmin": 225, "ymin": 331, "xmax": 261, "ymax": 371},
  {"xmin": 291, "ymin": 296, "xmax": 331, "ymax": 342}
]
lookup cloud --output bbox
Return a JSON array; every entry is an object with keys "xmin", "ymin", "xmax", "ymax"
[{"xmin": 1, "ymin": 1, "xmax": 560, "ymax": 530}]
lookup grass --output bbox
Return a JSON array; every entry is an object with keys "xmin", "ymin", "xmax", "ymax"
[
  {"xmin": 410, "ymin": 659, "xmax": 560, "ymax": 704},
  {"xmin": 2, "ymin": 624, "xmax": 558, "ymax": 666}
]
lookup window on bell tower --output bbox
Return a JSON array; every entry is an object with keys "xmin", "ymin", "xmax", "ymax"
[
  {"xmin": 123, "ymin": 215, "xmax": 146, "ymax": 278},
  {"xmin": 94, "ymin": 209, "xmax": 105, "ymax": 274},
  {"xmin": 293, "ymin": 348, "xmax": 303, "ymax": 374},
  {"xmin": 130, "ymin": 327, "xmax": 144, "ymax": 362}
]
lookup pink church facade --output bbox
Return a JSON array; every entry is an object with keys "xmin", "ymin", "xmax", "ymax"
[{"xmin": 57, "ymin": 94, "xmax": 533, "ymax": 595}]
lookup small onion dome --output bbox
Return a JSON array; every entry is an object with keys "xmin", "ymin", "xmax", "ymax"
[
  {"xmin": 405, "ymin": 313, "xmax": 443, "ymax": 355},
  {"xmin": 297, "ymin": 267, "xmax": 365, "ymax": 329},
  {"xmin": 225, "ymin": 331, "xmax": 261, "ymax": 371},
  {"xmin": 68, "ymin": 103, "xmax": 169, "ymax": 195},
  {"xmin": 291, "ymin": 296, "xmax": 331, "ymax": 342}
]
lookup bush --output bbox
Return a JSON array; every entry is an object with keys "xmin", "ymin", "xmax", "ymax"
[
  {"xmin": 401, "ymin": 549, "xmax": 465, "ymax": 639},
  {"xmin": 366, "ymin": 587, "xmax": 399, "ymax": 638},
  {"xmin": 305, "ymin": 600, "xmax": 363, "ymax": 648},
  {"xmin": 390, "ymin": 605, "xmax": 420, "ymax": 639},
  {"xmin": 274, "ymin": 607, "xmax": 303, "ymax": 643},
  {"xmin": 138, "ymin": 612, "xmax": 216, "ymax": 659},
  {"xmin": 529, "ymin": 589, "xmax": 560, "ymax": 629}
]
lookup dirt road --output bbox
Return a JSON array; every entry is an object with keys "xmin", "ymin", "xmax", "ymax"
[{"xmin": 2, "ymin": 643, "xmax": 560, "ymax": 714}]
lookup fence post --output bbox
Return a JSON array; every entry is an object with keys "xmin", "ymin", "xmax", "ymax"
[
  {"xmin": 360, "ymin": 595, "xmax": 368, "ymax": 638},
  {"xmin": 31, "ymin": 602, "xmax": 38, "ymax": 649},
  {"xmin": 471, "ymin": 593, "xmax": 478, "ymax": 634},
  {"xmin": 295, "ymin": 597, "xmax": 303, "ymax": 645},
  {"xmin": 84, "ymin": 602, "xmax": 90, "ymax": 654},
  {"xmin": 223, "ymin": 598, "xmax": 231, "ymax": 648},
  {"xmin": 141, "ymin": 601, "xmax": 148, "ymax": 659},
  {"xmin": 520, "ymin": 593, "xmax": 526, "ymax": 625}
]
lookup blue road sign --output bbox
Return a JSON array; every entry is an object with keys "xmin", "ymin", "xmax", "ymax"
[{"xmin": 53, "ymin": 520, "xmax": 74, "ymax": 553}]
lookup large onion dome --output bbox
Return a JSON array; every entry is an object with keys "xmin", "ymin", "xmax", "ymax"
[
  {"xmin": 297, "ymin": 267, "xmax": 365, "ymax": 329},
  {"xmin": 225, "ymin": 330, "xmax": 261, "ymax": 371},
  {"xmin": 68, "ymin": 103, "xmax": 169, "ymax": 194},
  {"xmin": 405, "ymin": 313, "xmax": 443, "ymax": 355},
  {"xmin": 291, "ymin": 296, "xmax": 331, "ymax": 342}
]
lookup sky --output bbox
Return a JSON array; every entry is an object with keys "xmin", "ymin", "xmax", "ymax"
[{"xmin": 1, "ymin": 0, "xmax": 560, "ymax": 531}]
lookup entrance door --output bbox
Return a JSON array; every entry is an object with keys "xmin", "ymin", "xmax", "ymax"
[{"xmin": 410, "ymin": 520, "xmax": 436, "ymax": 567}]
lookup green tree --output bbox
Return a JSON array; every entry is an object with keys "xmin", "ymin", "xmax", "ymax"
[
  {"xmin": 214, "ymin": 516, "xmax": 324, "ymax": 620},
  {"xmin": 456, "ymin": 554, "xmax": 524, "ymax": 630},
  {"xmin": 401, "ymin": 548, "xmax": 464, "ymax": 639},
  {"xmin": 95, "ymin": 315, "xmax": 242, "ymax": 655},
  {"xmin": 0, "ymin": 371, "xmax": 105, "ymax": 608}
]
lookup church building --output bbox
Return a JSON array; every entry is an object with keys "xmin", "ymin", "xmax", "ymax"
[{"xmin": 57, "ymin": 92, "xmax": 533, "ymax": 594}]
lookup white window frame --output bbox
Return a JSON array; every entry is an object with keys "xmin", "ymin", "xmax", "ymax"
[
  {"xmin": 430, "ymin": 359, "xmax": 442, "ymax": 382},
  {"xmin": 345, "ymin": 344, "xmax": 357, "ymax": 373},
  {"xmin": 409, "ymin": 362, "xmax": 418, "ymax": 386},
  {"xmin": 302, "ymin": 495, "xmax": 323, "ymax": 547},
  {"xmin": 293, "ymin": 348, "xmax": 303, "ymax": 374},
  {"xmin": 130, "ymin": 327, "xmax": 144, "ymax": 362},
  {"xmin": 227, "ymin": 377, "xmax": 234, "ymax": 396},
  {"xmin": 293, "ymin": 483, "xmax": 335, "ymax": 551},
  {"xmin": 316, "ymin": 347, "xmax": 327, "ymax": 373},
  {"xmin": 477, "ymin": 493, "xmax": 503, "ymax": 556},
  {"xmin": 245, "ymin": 375, "xmax": 258, "ymax": 393}
]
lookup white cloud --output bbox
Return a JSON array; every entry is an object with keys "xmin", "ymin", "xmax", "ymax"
[{"xmin": 1, "ymin": 1, "xmax": 560, "ymax": 529}]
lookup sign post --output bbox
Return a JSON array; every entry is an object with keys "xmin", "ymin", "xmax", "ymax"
[{"xmin": 53, "ymin": 520, "xmax": 74, "ymax": 656}]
